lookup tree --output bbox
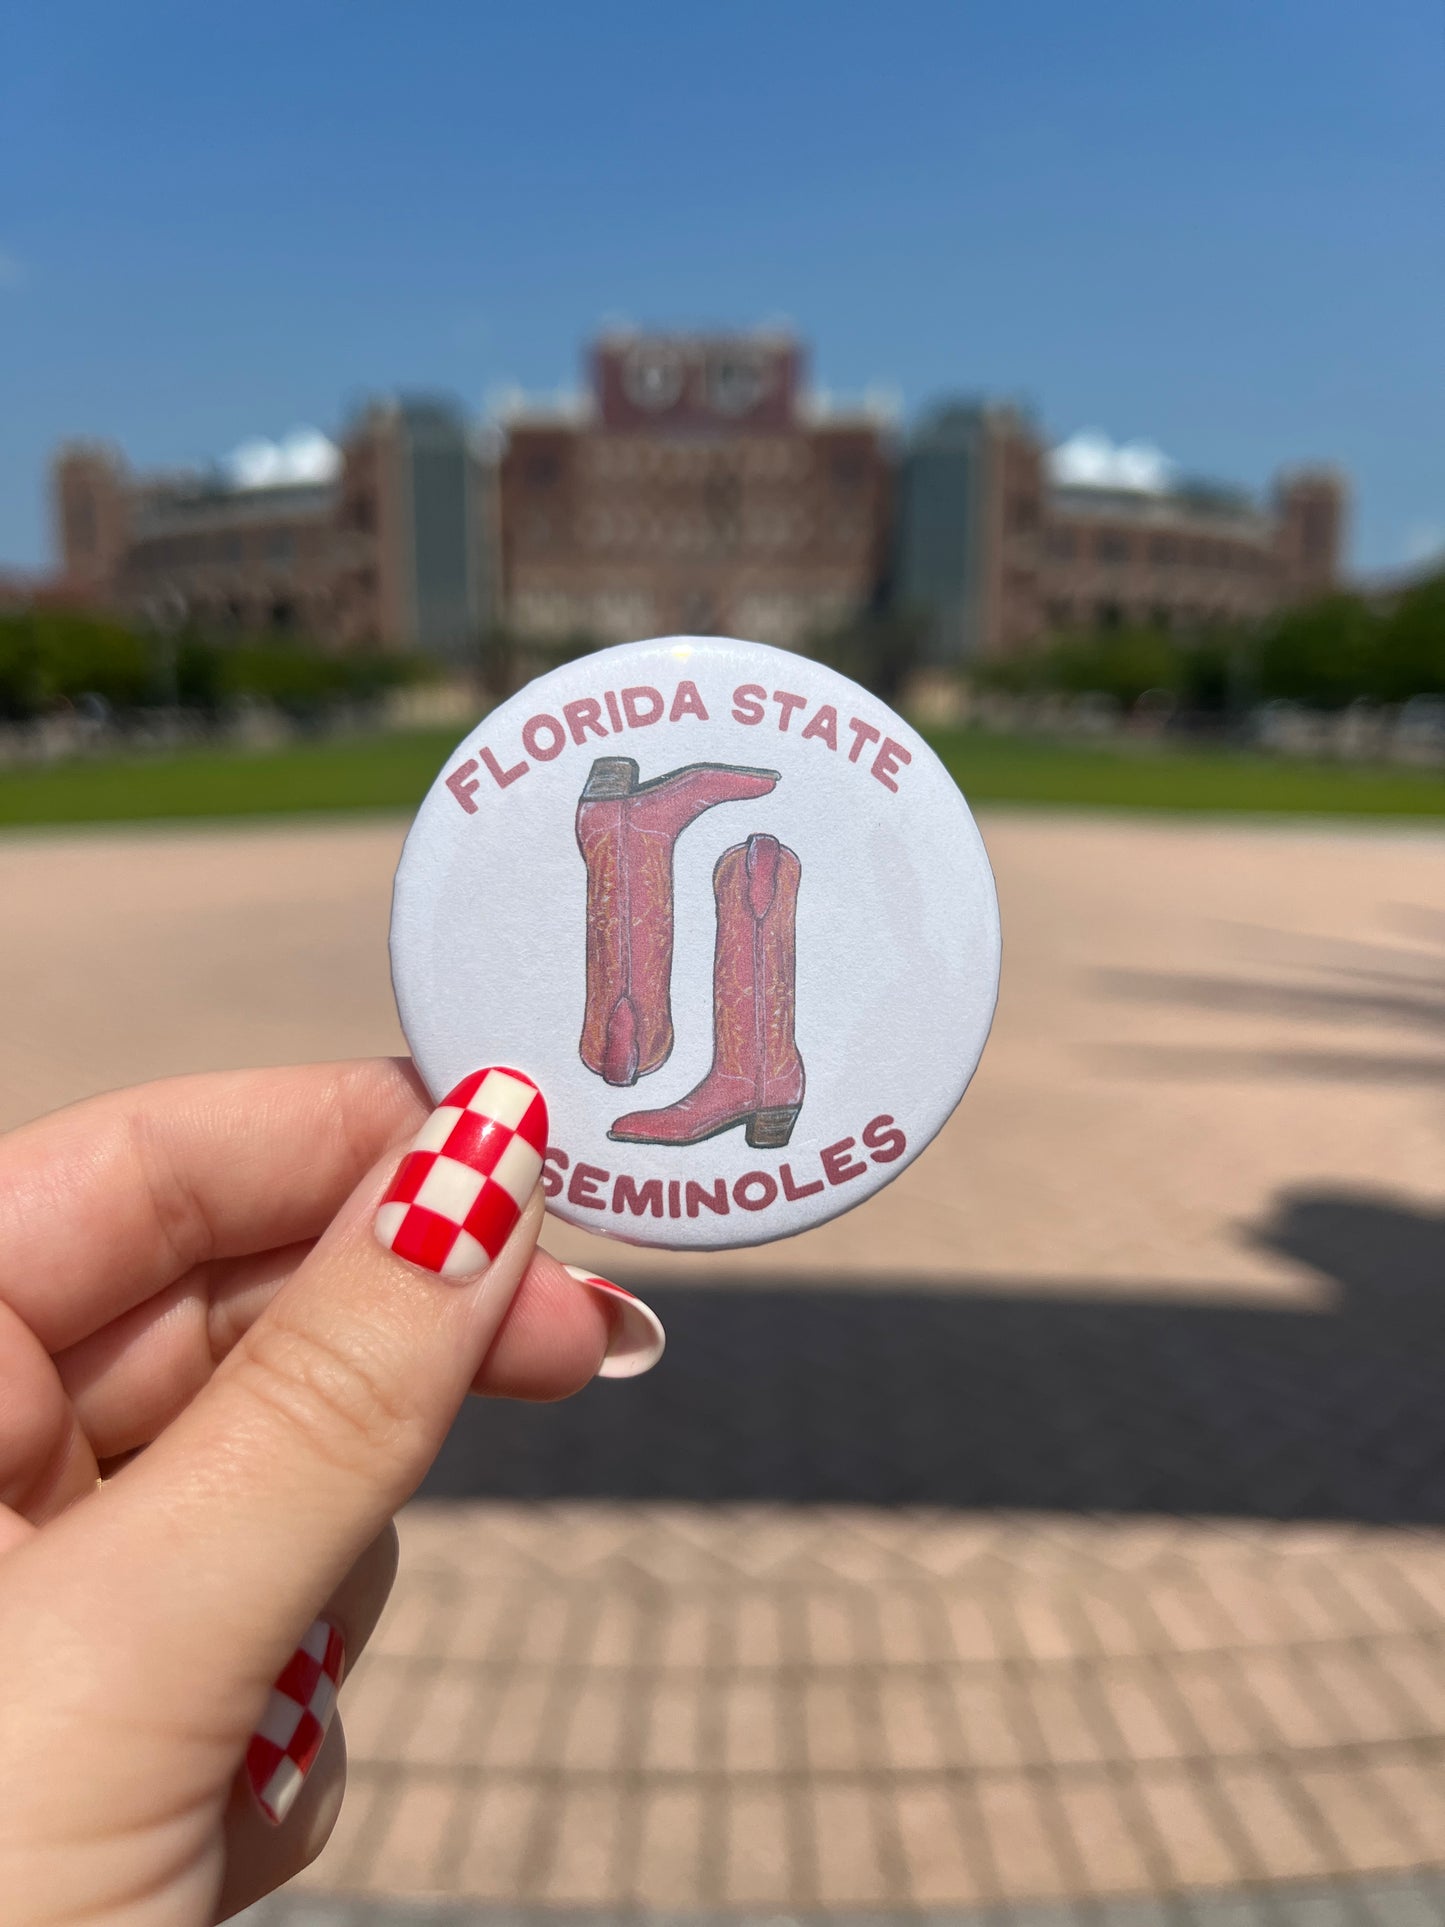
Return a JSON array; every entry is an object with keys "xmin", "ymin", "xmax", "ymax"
[
  {"xmin": 0, "ymin": 616, "xmax": 44, "ymax": 719},
  {"xmin": 1253, "ymin": 595, "xmax": 1378, "ymax": 709},
  {"xmin": 1373, "ymin": 572, "xmax": 1445, "ymax": 702},
  {"xmin": 1175, "ymin": 631, "xmax": 1240, "ymax": 714},
  {"xmin": 808, "ymin": 609, "xmax": 927, "ymax": 701},
  {"xmin": 1043, "ymin": 627, "xmax": 1179, "ymax": 707},
  {"xmin": 0, "ymin": 610, "xmax": 426, "ymax": 724},
  {"xmin": 0, "ymin": 610, "xmax": 152, "ymax": 717}
]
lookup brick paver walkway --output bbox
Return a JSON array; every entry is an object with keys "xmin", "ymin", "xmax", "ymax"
[
  {"xmin": 300, "ymin": 1506, "xmax": 1445, "ymax": 1909},
  {"xmin": 2, "ymin": 809, "xmax": 1443, "ymax": 1916},
  {"xmin": 244, "ymin": 1880, "xmax": 1445, "ymax": 1927}
]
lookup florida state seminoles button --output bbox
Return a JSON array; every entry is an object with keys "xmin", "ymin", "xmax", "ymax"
[{"xmin": 390, "ymin": 635, "xmax": 1000, "ymax": 1251}]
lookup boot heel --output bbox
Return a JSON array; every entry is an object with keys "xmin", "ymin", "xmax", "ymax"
[
  {"xmin": 746, "ymin": 1106, "xmax": 799, "ymax": 1149},
  {"xmin": 581, "ymin": 757, "xmax": 639, "ymax": 802}
]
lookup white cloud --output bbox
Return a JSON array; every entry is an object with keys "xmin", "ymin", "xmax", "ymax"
[
  {"xmin": 485, "ymin": 382, "xmax": 528, "ymax": 422},
  {"xmin": 0, "ymin": 248, "xmax": 28, "ymax": 290},
  {"xmin": 223, "ymin": 426, "xmax": 341, "ymax": 490},
  {"xmin": 1401, "ymin": 521, "xmax": 1445, "ymax": 567},
  {"xmin": 1049, "ymin": 429, "xmax": 1176, "ymax": 494}
]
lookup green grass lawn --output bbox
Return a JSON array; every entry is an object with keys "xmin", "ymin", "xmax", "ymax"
[
  {"xmin": 0, "ymin": 729, "xmax": 466, "ymax": 826},
  {"xmin": 927, "ymin": 728, "xmax": 1445, "ymax": 816},
  {"xmin": 0, "ymin": 724, "xmax": 1440, "ymax": 827}
]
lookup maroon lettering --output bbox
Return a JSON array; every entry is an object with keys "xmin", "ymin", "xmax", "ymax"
[
  {"xmin": 564, "ymin": 697, "xmax": 608, "ymax": 745},
  {"xmin": 733, "ymin": 1171, "xmax": 779, "ymax": 1211},
  {"xmin": 732, "ymin": 683, "xmax": 766, "ymax": 725},
  {"xmin": 567, "ymin": 1161, "xmax": 609, "ymax": 1209},
  {"xmin": 604, "ymin": 689, "xmax": 624, "ymax": 732},
  {"xmin": 668, "ymin": 1178, "xmax": 682, "ymax": 1218},
  {"xmin": 613, "ymin": 1174, "xmax": 663, "ymax": 1217},
  {"xmin": 445, "ymin": 758, "xmax": 481, "ymax": 813},
  {"xmin": 622, "ymin": 685, "xmax": 664, "ymax": 728},
  {"xmin": 541, "ymin": 1147, "xmax": 568, "ymax": 1199},
  {"xmin": 780, "ymin": 1161, "xmax": 824, "ymax": 1201},
  {"xmin": 821, "ymin": 1137, "xmax": 868, "ymax": 1185},
  {"xmin": 846, "ymin": 717, "xmax": 881, "ymax": 764},
  {"xmin": 480, "ymin": 745, "xmax": 528, "ymax": 788},
  {"xmin": 670, "ymin": 679, "xmax": 709, "ymax": 723},
  {"xmin": 522, "ymin": 713, "xmax": 565, "ymax": 761},
  {"xmin": 800, "ymin": 704, "xmax": 838, "ymax": 751},
  {"xmin": 686, "ymin": 1177, "xmax": 730, "ymax": 1217},
  {"xmin": 871, "ymin": 736, "xmax": 912, "ymax": 793},
  {"xmin": 862, "ymin": 1114, "xmax": 907, "ymax": 1164},
  {"xmin": 772, "ymin": 689, "xmax": 807, "ymax": 732}
]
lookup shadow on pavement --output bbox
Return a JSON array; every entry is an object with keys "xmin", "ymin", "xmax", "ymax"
[
  {"xmin": 421, "ymin": 1187, "xmax": 1445, "ymax": 1524},
  {"xmin": 1089, "ymin": 918, "xmax": 1445, "ymax": 1087}
]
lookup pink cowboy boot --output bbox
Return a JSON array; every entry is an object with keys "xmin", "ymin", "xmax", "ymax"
[
  {"xmin": 576, "ymin": 757, "xmax": 779, "ymax": 1087},
  {"xmin": 608, "ymin": 831, "xmax": 804, "ymax": 1147}
]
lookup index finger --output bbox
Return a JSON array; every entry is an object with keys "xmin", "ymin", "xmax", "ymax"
[{"xmin": 0, "ymin": 1059, "xmax": 428, "ymax": 1354}]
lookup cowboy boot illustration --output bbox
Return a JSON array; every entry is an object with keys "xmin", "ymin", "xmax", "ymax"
[
  {"xmin": 609, "ymin": 831, "xmax": 804, "ymax": 1148},
  {"xmin": 577, "ymin": 758, "xmax": 779, "ymax": 1087}
]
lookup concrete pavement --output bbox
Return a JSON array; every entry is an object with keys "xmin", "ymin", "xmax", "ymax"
[{"xmin": 2, "ymin": 809, "xmax": 1442, "ymax": 1914}]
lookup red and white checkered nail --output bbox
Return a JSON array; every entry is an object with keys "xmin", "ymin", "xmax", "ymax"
[
  {"xmin": 374, "ymin": 1068, "xmax": 548, "ymax": 1278},
  {"xmin": 245, "ymin": 1616, "xmax": 344, "ymax": 1826},
  {"xmin": 565, "ymin": 1266, "xmax": 667, "ymax": 1378}
]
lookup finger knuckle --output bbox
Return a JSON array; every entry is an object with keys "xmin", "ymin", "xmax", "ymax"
[{"xmin": 234, "ymin": 1309, "xmax": 421, "ymax": 1478}]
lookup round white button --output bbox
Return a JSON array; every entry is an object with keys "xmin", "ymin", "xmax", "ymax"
[{"xmin": 390, "ymin": 635, "xmax": 1000, "ymax": 1250}]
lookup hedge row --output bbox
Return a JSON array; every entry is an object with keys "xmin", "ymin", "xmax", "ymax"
[
  {"xmin": 978, "ymin": 573, "xmax": 1445, "ymax": 711},
  {"xmin": 0, "ymin": 612, "xmax": 425, "ymax": 721}
]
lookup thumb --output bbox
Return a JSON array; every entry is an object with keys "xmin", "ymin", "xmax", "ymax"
[{"xmin": 20, "ymin": 1066, "xmax": 550, "ymax": 1766}]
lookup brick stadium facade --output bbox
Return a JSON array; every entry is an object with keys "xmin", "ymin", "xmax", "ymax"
[
  {"xmin": 895, "ymin": 402, "xmax": 1346, "ymax": 662},
  {"xmin": 46, "ymin": 332, "xmax": 1346, "ymax": 666},
  {"xmin": 497, "ymin": 331, "xmax": 893, "ymax": 648},
  {"xmin": 52, "ymin": 399, "xmax": 487, "ymax": 661}
]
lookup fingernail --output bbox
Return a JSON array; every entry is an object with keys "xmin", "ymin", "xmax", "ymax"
[
  {"xmin": 245, "ymin": 1616, "xmax": 344, "ymax": 1826},
  {"xmin": 374, "ymin": 1068, "xmax": 547, "ymax": 1278},
  {"xmin": 565, "ymin": 1265, "xmax": 667, "ymax": 1378}
]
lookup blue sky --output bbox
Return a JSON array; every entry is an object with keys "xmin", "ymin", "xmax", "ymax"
[{"xmin": 3, "ymin": 0, "xmax": 1441, "ymax": 573}]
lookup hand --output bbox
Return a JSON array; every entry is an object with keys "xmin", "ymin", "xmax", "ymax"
[{"xmin": 0, "ymin": 1058, "xmax": 653, "ymax": 1925}]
